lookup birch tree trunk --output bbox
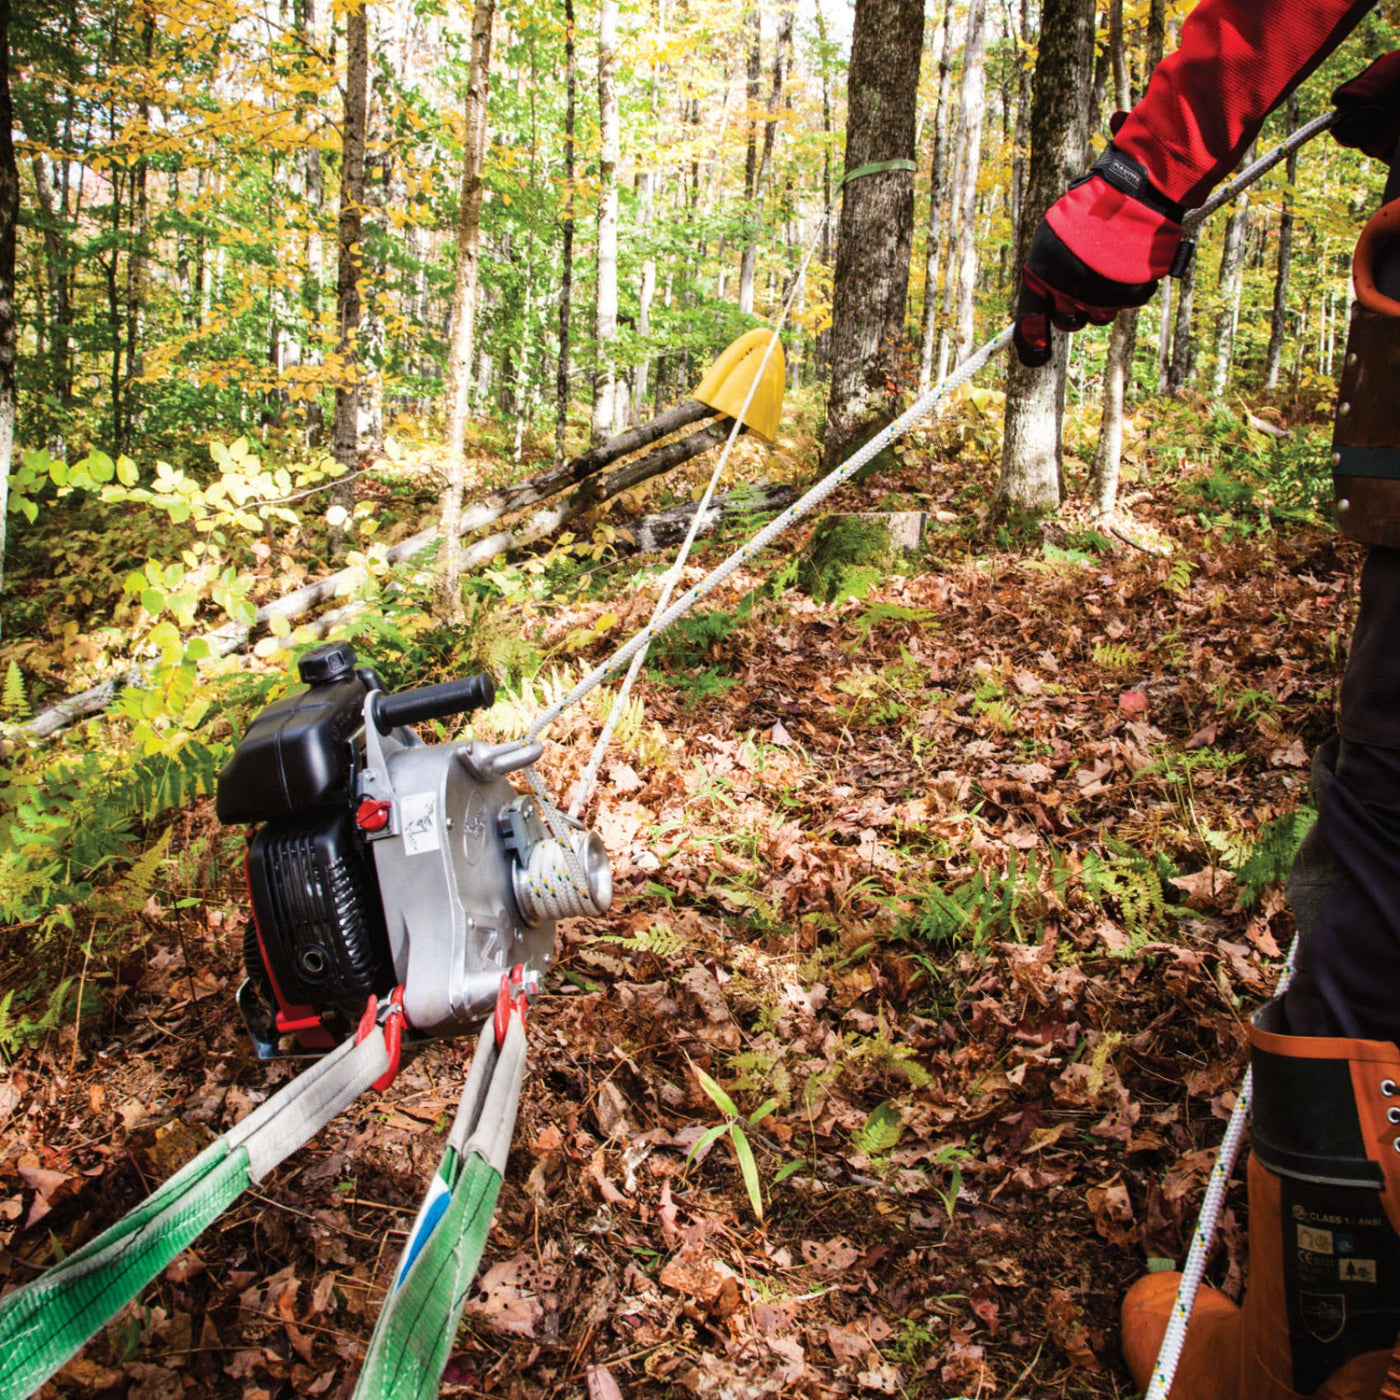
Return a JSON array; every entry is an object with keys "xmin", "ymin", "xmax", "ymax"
[
  {"xmin": 918, "ymin": 0, "xmax": 956, "ymax": 393},
  {"xmin": 554, "ymin": 0, "xmax": 577, "ymax": 466},
  {"xmin": 591, "ymin": 0, "xmax": 620, "ymax": 444},
  {"xmin": 952, "ymin": 0, "xmax": 987, "ymax": 358},
  {"xmin": 820, "ymin": 0, "xmax": 922, "ymax": 472},
  {"xmin": 1266, "ymin": 93, "xmax": 1299, "ymax": 390},
  {"xmin": 330, "ymin": 0, "xmax": 370, "ymax": 557},
  {"xmin": 997, "ymin": 0, "xmax": 1094, "ymax": 513},
  {"xmin": 1211, "ymin": 144, "xmax": 1254, "ymax": 401},
  {"xmin": 31, "ymin": 156, "xmax": 70, "ymax": 407},
  {"xmin": 0, "ymin": 0, "xmax": 16, "ymax": 640},
  {"xmin": 813, "ymin": 0, "xmax": 834, "ymax": 375},
  {"xmin": 434, "ymin": 0, "xmax": 495, "ymax": 622},
  {"xmin": 635, "ymin": 168, "xmax": 656, "ymax": 424},
  {"xmin": 296, "ymin": 0, "xmax": 325, "ymax": 444},
  {"xmin": 1088, "ymin": 0, "xmax": 1163, "ymax": 517}
]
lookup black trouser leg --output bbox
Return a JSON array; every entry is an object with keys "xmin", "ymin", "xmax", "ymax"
[{"xmin": 1285, "ymin": 547, "xmax": 1400, "ymax": 1040}]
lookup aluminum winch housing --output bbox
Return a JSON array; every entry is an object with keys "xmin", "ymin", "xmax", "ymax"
[{"xmin": 358, "ymin": 706, "xmax": 609, "ymax": 1036}]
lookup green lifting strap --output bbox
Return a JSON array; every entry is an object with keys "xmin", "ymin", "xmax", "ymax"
[
  {"xmin": 354, "ymin": 1011, "xmax": 527, "ymax": 1400},
  {"xmin": 835, "ymin": 158, "xmax": 917, "ymax": 191},
  {"xmin": 0, "ymin": 1026, "xmax": 391, "ymax": 1400},
  {"xmin": 0, "ymin": 1142, "xmax": 250, "ymax": 1400}
]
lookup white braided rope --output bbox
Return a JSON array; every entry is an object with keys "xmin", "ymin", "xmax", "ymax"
[
  {"xmin": 1144, "ymin": 935, "xmax": 1298, "ymax": 1400},
  {"xmin": 1180, "ymin": 110, "xmax": 1337, "ymax": 237},
  {"xmin": 516, "ymin": 832, "xmax": 605, "ymax": 920},
  {"xmin": 526, "ymin": 324, "xmax": 1015, "ymax": 749},
  {"xmin": 565, "ymin": 235, "xmax": 822, "ymax": 819}
]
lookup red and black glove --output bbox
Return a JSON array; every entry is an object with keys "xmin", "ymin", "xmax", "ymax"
[
  {"xmin": 1013, "ymin": 143, "xmax": 1187, "ymax": 368},
  {"xmin": 1332, "ymin": 51, "xmax": 1400, "ymax": 159}
]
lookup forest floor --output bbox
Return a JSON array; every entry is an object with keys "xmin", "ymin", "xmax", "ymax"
[{"xmin": 0, "ymin": 397, "xmax": 1353, "ymax": 1398}]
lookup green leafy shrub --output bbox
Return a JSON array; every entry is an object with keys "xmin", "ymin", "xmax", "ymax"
[{"xmin": 796, "ymin": 516, "xmax": 890, "ymax": 603}]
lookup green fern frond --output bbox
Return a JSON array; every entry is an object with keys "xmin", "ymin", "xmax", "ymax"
[
  {"xmin": 2, "ymin": 662, "xmax": 29, "ymax": 720},
  {"xmin": 597, "ymin": 921, "xmax": 688, "ymax": 961},
  {"xmin": 1163, "ymin": 558, "xmax": 1194, "ymax": 596},
  {"xmin": 115, "ymin": 829, "xmax": 173, "ymax": 914},
  {"xmin": 852, "ymin": 1101, "xmax": 904, "ymax": 1157}
]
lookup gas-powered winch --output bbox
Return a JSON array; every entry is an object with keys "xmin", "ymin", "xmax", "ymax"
[{"xmin": 215, "ymin": 640, "xmax": 613, "ymax": 1055}]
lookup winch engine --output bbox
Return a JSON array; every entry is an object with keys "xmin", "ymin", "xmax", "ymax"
[{"xmin": 215, "ymin": 641, "xmax": 612, "ymax": 1055}]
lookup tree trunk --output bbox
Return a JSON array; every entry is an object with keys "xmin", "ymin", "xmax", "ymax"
[
  {"xmin": 591, "ymin": 0, "xmax": 620, "ymax": 444},
  {"xmin": 0, "ymin": 0, "xmax": 16, "ymax": 638},
  {"xmin": 738, "ymin": 4, "xmax": 761, "ymax": 315},
  {"xmin": 813, "ymin": 0, "xmax": 834, "ymax": 375},
  {"xmin": 31, "ymin": 157, "xmax": 70, "ymax": 406},
  {"xmin": 1168, "ymin": 249, "xmax": 1197, "ymax": 392},
  {"xmin": 820, "ymin": 0, "xmax": 922, "ymax": 472},
  {"xmin": 997, "ymin": 0, "xmax": 1094, "ymax": 513},
  {"xmin": 918, "ymin": 0, "xmax": 956, "ymax": 393},
  {"xmin": 1211, "ymin": 145, "xmax": 1254, "ymax": 401},
  {"xmin": 295, "ymin": 0, "xmax": 325, "ymax": 444},
  {"xmin": 1009, "ymin": 0, "xmax": 1032, "ymax": 261},
  {"xmin": 952, "ymin": 0, "xmax": 987, "ymax": 358},
  {"xmin": 434, "ymin": 0, "xmax": 495, "ymax": 622},
  {"xmin": 1088, "ymin": 0, "xmax": 1162, "ymax": 517},
  {"xmin": 330, "ymin": 0, "xmax": 370, "ymax": 556},
  {"xmin": 121, "ymin": 7, "xmax": 154, "ymax": 452},
  {"xmin": 1266, "ymin": 93, "xmax": 1299, "ymax": 390},
  {"xmin": 1089, "ymin": 313, "xmax": 1136, "ymax": 516},
  {"xmin": 739, "ymin": 6, "xmax": 792, "ymax": 319},
  {"xmin": 554, "ymin": 0, "xmax": 577, "ymax": 466},
  {"xmin": 635, "ymin": 168, "xmax": 656, "ymax": 423},
  {"xmin": 936, "ymin": 115, "xmax": 964, "ymax": 380}
]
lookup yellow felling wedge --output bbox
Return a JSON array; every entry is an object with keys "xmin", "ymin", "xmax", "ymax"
[{"xmin": 692, "ymin": 329, "xmax": 786, "ymax": 444}]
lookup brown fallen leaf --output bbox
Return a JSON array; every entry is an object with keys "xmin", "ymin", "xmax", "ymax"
[
  {"xmin": 587, "ymin": 1364, "xmax": 626, "ymax": 1400},
  {"xmin": 659, "ymin": 1245, "xmax": 742, "ymax": 1317},
  {"xmin": 18, "ymin": 1164, "xmax": 73, "ymax": 1228}
]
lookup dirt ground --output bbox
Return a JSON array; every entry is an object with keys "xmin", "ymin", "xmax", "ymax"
[{"xmin": 0, "ymin": 431, "xmax": 1353, "ymax": 1398}]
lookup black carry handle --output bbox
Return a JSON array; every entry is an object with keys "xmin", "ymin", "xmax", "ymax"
[{"xmin": 371, "ymin": 673, "xmax": 496, "ymax": 734}]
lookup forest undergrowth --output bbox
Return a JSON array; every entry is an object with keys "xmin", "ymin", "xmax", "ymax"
[{"xmin": 0, "ymin": 391, "xmax": 1354, "ymax": 1397}]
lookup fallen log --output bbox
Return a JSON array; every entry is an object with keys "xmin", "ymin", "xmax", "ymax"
[
  {"xmin": 454, "ymin": 420, "xmax": 731, "ymax": 574},
  {"xmin": 630, "ymin": 482, "xmax": 800, "ymax": 554}
]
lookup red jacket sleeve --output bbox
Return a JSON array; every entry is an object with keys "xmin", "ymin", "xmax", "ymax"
[{"xmin": 1113, "ymin": 0, "xmax": 1374, "ymax": 208}]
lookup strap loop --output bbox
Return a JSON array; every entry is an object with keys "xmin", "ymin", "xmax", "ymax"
[{"xmin": 835, "ymin": 157, "xmax": 916, "ymax": 191}]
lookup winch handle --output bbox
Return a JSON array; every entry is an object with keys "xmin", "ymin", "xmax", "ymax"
[{"xmin": 370, "ymin": 672, "xmax": 496, "ymax": 734}]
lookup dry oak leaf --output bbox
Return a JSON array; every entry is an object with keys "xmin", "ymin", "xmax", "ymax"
[
  {"xmin": 18, "ymin": 1164, "xmax": 73, "ymax": 1229},
  {"xmin": 593, "ymin": 1079, "xmax": 636, "ymax": 1140},
  {"xmin": 1170, "ymin": 867, "xmax": 1238, "ymax": 910},
  {"xmin": 659, "ymin": 1245, "xmax": 743, "ymax": 1317},
  {"xmin": 826, "ymin": 1322, "xmax": 876, "ymax": 1367},
  {"xmin": 465, "ymin": 1253, "xmax": 558, "ymax": 1338},
  {"xmin": 801, "ymin": 1236, "xmax": 862, "ymax": 1279},
  {"xmin": 1086, "ymin": 1173, "xmax": 1137, "ymax": 1248}
]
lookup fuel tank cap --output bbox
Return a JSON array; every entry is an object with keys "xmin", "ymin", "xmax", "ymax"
[{"xmin": 298, "ymin": 640, "xmax": 358, "ymax": 686}]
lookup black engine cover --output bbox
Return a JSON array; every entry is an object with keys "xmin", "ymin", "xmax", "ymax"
[
  {"xmin": 216, "ymin": 641, "xmax": 377, "ymax": 826},
  {"xmin": 246, "ymin": 808, "xmax": 394, "ymax": 1012}
]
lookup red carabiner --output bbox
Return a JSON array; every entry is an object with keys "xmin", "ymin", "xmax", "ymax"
[
  {"xmin": 493, "ymin": 963, "xmax": 536, "ymax": 1048},
  {"xmin": 356, "ymin": 986, "xmax": 407, "ymax": 1091}
]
